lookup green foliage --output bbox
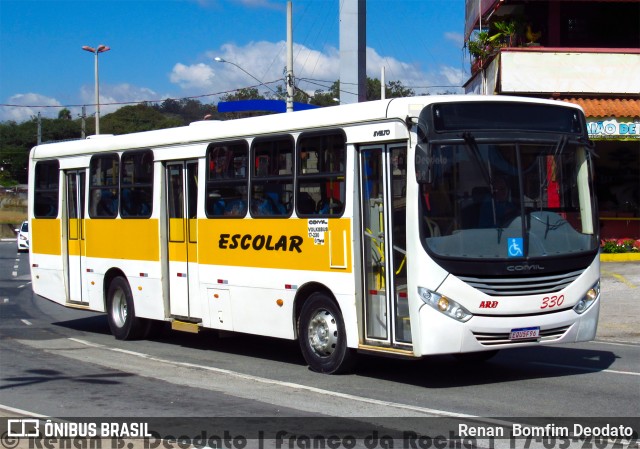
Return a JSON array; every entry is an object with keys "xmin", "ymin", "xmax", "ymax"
[
  {"xmin": 468, "ymin": 30, "xmax": 492, "ymax": 62},
  {"xmin": 97, "ymin": 104, "xmax": 183, "ymax": 135},
  {"xmin": 601, "ymin": 239, "xmax": 639, "ymax": 253},
  {"xmin": 221, "ymin": 87, "xmax": 265, "ymax": 102},
  {"xmin": 154, "ymin": 98, "xmax": 219, "ymax": 123},
  {"xmin": 0, "ymin": 118, "xmax": 82, "ymax": 184},
  {"xmin": 489, "ymin": 20, "xmax": 519, "ymax": 47},
  {"xmin": 58, "ymin": 108, "xmax": 72, "ymax": 120}
]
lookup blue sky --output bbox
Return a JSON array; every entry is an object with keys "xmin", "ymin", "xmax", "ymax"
[{"xmin": 0, "ymin": 0, "xmax": 468, "ymax": 122}]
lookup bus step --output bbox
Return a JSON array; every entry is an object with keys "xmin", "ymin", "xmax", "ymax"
[{"xmin": 171, "ymin": 320, "xmax": 200, "ymax": 334}]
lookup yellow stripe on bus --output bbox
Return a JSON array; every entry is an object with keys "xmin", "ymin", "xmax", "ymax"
[
  {"xmin": 32, "ymin": 219, "xmax": 62, "ymax": 255},
  {"xmin": 84, "ymin": 219, "xmax": 160, "ymax": 261},
  {"xmin": 33, "ymin": 216, "xmax": 351, "ymax": 271},
  {"xmin": 198, "ymin": 218, "xmax": 352, "ymax": 272}
]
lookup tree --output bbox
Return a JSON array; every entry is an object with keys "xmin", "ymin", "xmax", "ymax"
[
  {"xmin": 58, "ymin": 108, "xmax": 72, "ymax": 120},
  {"xmin": 220, "ymin": 87, "xmax": 265, "ymax": 102},
  {"xmin": 154, "ymin": 98, "xmax": 219, "ymax": 124},
  {"xmin": 309, "ymin": 81, "xmax": 340, "ymax": 107},
  {"xmin": 308, "ymin": 78, "xmax": 414, "ymax": 104},
  {"xmin": 98, "ymin": 104, "xmax": 183, "ymax": 135},
  {"xmin": 367, "ymin": 77, "xmax": 415, "ymax": 100},
  {"xmin": 219, "ymin": 88, "xmax": 268, "ymax": 119}
]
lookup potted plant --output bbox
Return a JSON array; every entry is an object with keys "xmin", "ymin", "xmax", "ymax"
[
  {"xmin": 489, "ymin": 20, "xmax": 519, "ymax": 47},
  {"xmin": 467, "ymin": 30, "xmax": 492, "ymax": 72}
]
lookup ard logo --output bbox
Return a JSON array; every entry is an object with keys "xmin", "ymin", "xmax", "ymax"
[{"xmin": 479, "ymin": 301, "xmax": 499, "ymax": 309}]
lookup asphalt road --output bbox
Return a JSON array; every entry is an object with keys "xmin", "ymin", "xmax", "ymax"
[{"xmin": 0, "ymin": 242, "xmax": 638, "ymax": 426}]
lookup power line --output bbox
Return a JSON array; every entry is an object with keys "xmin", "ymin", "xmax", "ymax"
[
  {"xmin": 1, "ymin": 76, "xmax": 463, "ymax": 111},
  {"xmin": 0, "ymin": 81, "xmax": 282, "ymax": 110}
]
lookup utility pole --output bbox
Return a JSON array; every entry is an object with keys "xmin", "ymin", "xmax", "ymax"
[
  {"xmin": 286, "ymin": 1, "xmax": 294, "ymax": 113},
  {"xmin": 81, "ymin": 105, "xmax": 86, "ymax": 139},
  {"xmin": 37, "ymin": 112, "xmax": 42, "ymax": 145}
]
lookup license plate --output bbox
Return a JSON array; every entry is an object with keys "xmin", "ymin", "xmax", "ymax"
[{"xmin": 509, "ymin": 327, "xmax": 540, "ymax": 340}]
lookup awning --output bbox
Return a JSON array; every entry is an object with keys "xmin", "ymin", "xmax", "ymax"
[{"xmin": 559, "ymin": 98, "xmax": 640, "ymax": 118}]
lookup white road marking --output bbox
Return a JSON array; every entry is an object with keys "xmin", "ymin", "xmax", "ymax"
[
  {"xmin": 530, "ymin": 361, "xmax": 640, "ymax": 376},
  {"xmin": 67, "ymin": 337, "xmax": 479, "ymax": 419}
]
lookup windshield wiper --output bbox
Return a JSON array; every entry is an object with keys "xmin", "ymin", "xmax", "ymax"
[{"xmin": 462, "ymin": 132, "xmax": 491, "ymax": 187}]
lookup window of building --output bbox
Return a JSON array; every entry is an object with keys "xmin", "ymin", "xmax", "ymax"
[{"xmin": 296, "ymin": 131, "xmax": 346, "ymax": 216}]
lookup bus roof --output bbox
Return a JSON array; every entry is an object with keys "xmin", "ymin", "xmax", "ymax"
[{"xmin": 30, "ymin": 95, "xmax": 584, "ymax": 160}]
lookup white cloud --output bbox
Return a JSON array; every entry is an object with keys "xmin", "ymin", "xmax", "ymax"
[
  {"xmin": 80, "ymin": 83, "xmax": 161, "ymax": 115},
  {"xmin": 439, "ymin": 66, "xmax": 467, "ymax": 89},
  {"xmin": 235, "ymin": 0, "xmax": 283, "ymax": 10},
  {"xmin": 169, "ymin": 63, "xmax": 216, "ymax": 90},
  {"xmin": 0, "ymin": 93, "xmax": 62, "ymax": 122},
  {"xmin": 170, "ymin": 40, "xmax": 463, "ymax": 101},
  {"xmin": 445, "ymin": 32, "xmax": 465, "ymax": 48}
]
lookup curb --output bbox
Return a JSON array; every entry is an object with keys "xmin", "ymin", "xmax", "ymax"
[{"xmin": 600, "ymin": 253, "xmax": 640, "ymax": 262}]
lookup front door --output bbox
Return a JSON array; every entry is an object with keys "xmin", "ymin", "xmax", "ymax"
[
  {"xmin": 166, "ymin": 161, "xmax": 200, "ymax": 319},
  {"xmin": 65, "ymin": 169, "xmax": 87, "ymax": 304},
  {"xmin": 360, "ymin": 144, "xmax": 410, "ymax": 346}
]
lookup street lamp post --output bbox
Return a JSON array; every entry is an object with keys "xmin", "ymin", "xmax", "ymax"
[
  {"xmin": 214, "ymin": 57, "xmax": 279, "ymax": 96},
  {"xmin": 82, "ymin": 44, "xmax": 110, "ymax": 134}
]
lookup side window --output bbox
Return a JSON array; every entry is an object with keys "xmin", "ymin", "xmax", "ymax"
[
  {"xmin": 89, "ymin": 154, "xmax": 119, "ymax": 218},
  {"xmin": 296, "ymin": 131, "xmax": 346, "ymax": 216},
  {"xmin": 251, "ymin": 136, "xmax": 294, "ymax": 217},
  {"xmin": 34, "ymin": 160, "xmax": 60, "ymax": 218},
  {"xmin": 120, "ymin": 150, "xmax": 153, "ymax": 218},
  {"xmin": 206, "ymin": 141, "xmax": 249, "ymax": 218}
]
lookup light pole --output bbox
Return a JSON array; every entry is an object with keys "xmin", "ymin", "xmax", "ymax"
[
  {"xmin": 214, "ymin": 57, "xmax": 279, "ymax": 96},
  {"xmin": 82, "ymin": 44, "xmax": 110, "ymax": 134}
]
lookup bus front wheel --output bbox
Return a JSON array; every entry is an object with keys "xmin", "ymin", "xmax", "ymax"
[
  {"xmin": 298, "ymin": 293, "xmax": 355, "ymax": 374},
  {"xmin": 106, "ymin": 276, "xmax": 145, "ymax": 340}
]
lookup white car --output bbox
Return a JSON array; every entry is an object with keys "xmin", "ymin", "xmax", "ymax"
[{"xmin": 16, "ymin": 220, "xmax": 29, "ymax": 252}]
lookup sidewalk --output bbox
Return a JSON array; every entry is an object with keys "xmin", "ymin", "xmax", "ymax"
[{"xmin": 598, "ymin": 260, "xmax": 640, "ymax": 344}]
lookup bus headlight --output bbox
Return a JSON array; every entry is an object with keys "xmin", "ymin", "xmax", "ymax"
[
  {"xmin": 418, "ymin": 287, "xmax": 473, "ymax": 322},
  {"xmin": 573, "ymin": 281, "xmax": 600, "ymax": 314}
]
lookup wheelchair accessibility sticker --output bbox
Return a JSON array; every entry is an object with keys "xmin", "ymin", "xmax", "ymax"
[{"xmin": 508, "ymin": 237, "xmax": 524, "ymax": 257}]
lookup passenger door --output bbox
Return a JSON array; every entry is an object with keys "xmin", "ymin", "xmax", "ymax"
[
  {"xmin": 65, "ymin": 169, "xmax": 88, "ymax": 304},
  {"xmin": 360, "ymin": 144, "xmax": 410, "ymax": 346},
  {"xmin": 166, "ymin": 161, "xmax": 200, "ymax": 319}
]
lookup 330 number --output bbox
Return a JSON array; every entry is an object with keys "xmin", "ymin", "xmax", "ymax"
[{"xmin": 541, "ymin": 294, "xmax": 564, "ymax": 309}]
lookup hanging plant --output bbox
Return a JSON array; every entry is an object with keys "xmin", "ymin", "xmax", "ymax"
[{"xmin": 467, "ymin": 31, "xmax": 492, "ymax": 72}]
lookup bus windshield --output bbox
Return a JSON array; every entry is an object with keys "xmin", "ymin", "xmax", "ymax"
[{"xmin": 420, "ymin": 138, "xmax": 598, "ymax": 260}]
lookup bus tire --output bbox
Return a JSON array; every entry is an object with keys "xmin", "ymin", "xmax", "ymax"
[
  {"xmin": 106, "ymin": 276, "xmax": 145, "ymax": 340},
  {"xmin": 298, "ymin": 292, "xmax": 355, "ymax": 374}
]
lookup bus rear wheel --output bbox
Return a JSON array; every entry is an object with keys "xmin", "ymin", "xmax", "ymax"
[
  {"xmin": 298, "ymin": 293, "xmax": 355, "ymax": 374},
  {"xmin": 106, "ymin": 276, "xmax": 146, "ymax": 340}
]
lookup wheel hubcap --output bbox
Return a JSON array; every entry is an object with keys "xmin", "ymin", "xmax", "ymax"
[
  {"xmin": 307, "ymin": 309, "xmax": 338, "ymax": 356},
  {"xmin": 111, "ymin": 289, "xmax": 127, "ymax": 328}
]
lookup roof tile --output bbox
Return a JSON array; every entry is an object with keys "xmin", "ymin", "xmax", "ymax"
[{"xmin": 560, "ymin": 98, "xmax": 640, "ymax": 118}]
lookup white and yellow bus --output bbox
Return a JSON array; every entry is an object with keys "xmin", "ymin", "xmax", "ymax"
[{"xmin": 28, "ymin": 95, "xmax": 601, "ymax": 373}]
